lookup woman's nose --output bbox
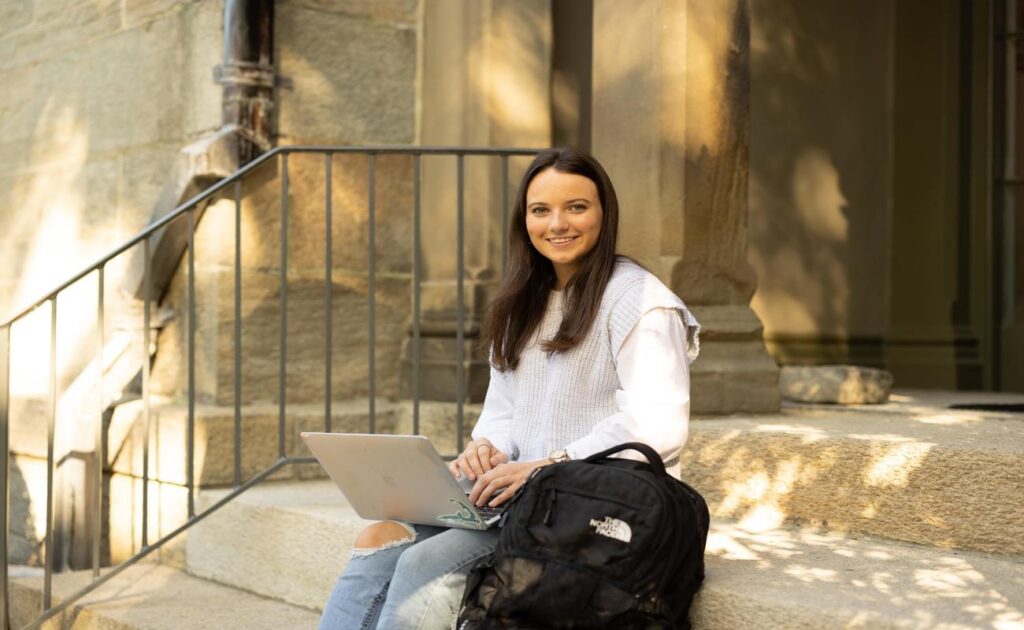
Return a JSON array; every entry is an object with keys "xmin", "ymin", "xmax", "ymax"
[{"xmin": 549, "ymin": 209, "xmax": 568, "ymax": 231}]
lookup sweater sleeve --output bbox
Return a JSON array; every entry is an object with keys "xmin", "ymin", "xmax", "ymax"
[
  {"xmin": 564, "ymin": 307, "xmax": 692, "ymax": 462},
  {"xmin": 470, "ymin": 362, "xmax": 518, "ymax": 460}
]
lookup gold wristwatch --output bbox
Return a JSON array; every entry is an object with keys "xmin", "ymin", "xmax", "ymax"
[{"xmin": 548, "ymin": 448, "xmax": 571, "ymax": 464}]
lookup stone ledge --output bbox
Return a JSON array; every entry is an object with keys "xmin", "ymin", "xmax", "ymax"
[{"xmin": 684, "ymin": 399, "xmax": 1024, "ymax": 555}]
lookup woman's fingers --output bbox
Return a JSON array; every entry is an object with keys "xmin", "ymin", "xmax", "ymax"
[
  {"xmin": 474, "ymin": 474, "xmax": 508, "ymax": 507},
  {"xmin": 490, "ymin": 450, "xmax": 509, "ymax": 467},
  {"xmin": 487, "ymin": 480, "xmax": 521, "ymax": 508},
  {"xmin": 462, "ymin": 440, "xmax": 493, "ymax": 480},
  {"xmin": 469, "ymin": 464, "xmax": 503, "ymax": 504}
]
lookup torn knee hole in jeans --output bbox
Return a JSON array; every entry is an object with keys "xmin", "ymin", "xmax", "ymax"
[{"xmin": 351, "ymin": 522, "xmax": 416, "ymax": 557}]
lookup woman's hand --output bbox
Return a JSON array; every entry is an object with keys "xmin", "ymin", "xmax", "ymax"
[
  {"xmin": 469, "ymin": 460, "xmax": 549, "ymax": 508},
  {"xmin": 449, "ymin": 438, "xmax": 510, "ymax": 481}
]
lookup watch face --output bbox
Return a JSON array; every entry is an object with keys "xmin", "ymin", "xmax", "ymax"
[{"xmin": 550, "ymin": 449, "xmax": 569, "ymax": 462}]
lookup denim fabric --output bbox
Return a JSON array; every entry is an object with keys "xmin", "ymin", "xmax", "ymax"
[{"xmin": 319, "ymin": 524, "xmax": 500, "ymax": 630}]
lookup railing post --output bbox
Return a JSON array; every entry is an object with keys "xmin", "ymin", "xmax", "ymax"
[
  {"xmin": 501, "ymin": 155, "xmax": 510, "ymax": 273},
  {"xmin": 0, "ymin": 324, "xmax": 10, "ymax": 629},
  {"xmin": 412, "ymin": 154, "xmax": 422, "ymax": 436},
  {"xmin": 187, "ymin": 208, "xmax": 197, "ymax": 518},
  {"xmin": 279, "ymin": 153, "xmax": 289, "ymax": 458},
  {"xmin": 455, "ymin": 154, "xmax": 465, "ymax": 454},
  {"xmin": 368, "ymin": 154, "xmax": 377, "ymax": 433},
  {"xmin": 94, "ymin": 267, "xmax": 104, "ymax": 578},
  {"xmin": 44, "ymin": 299, "xmax": 57, "ymax": 611},
  {"xmin": 325, "ymin": 153, "xmax": 333, "ymax": 433},
  {"xmin": 142, "ymin": 238, "xmax": 152, "ymax": 549},
  {"xmin": 234, "ymin": 181, "xmax": 243, "ymax": 487}
]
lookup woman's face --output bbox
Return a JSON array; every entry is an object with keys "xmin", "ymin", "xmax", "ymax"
[{"xmin": 524, "ymin": 167, "xmax": 603, "ymax": 287}]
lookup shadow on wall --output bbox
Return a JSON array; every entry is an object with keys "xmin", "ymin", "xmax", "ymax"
[
  {"xmin": 747, "ymin": 0, "xmax": 894, "ymax": 359},
  {"xmin": 9, "ymin": 457, "xmax": 40, "ymax": 566}
]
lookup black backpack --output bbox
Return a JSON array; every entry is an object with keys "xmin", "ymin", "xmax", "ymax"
[{"xmin": 458, "ymin": 442, "xmax": 710, "ymax": 630}]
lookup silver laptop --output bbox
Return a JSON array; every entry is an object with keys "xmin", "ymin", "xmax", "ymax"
[{"xmin": 300, "ymin": 432, "xmax": 504, "ymax": 530}]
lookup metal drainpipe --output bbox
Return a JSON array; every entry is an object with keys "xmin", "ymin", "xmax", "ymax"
[{"xmin": 215, "ymin": 0, "xmax": 276, "ymax": 163}]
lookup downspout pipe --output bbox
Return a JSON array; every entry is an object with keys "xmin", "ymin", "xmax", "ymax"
[
  {"xmin": 126, "ymin": 0, "xmax": 277, "ymax": 300},
  {"xmin": 216, "ymin": 0, "xmax": 276, "ymax": 162}
]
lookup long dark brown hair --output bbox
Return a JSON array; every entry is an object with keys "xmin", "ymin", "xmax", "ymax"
[{"xmin": 481, "ymin": 147, "xmax": 620, "ymax": 372}]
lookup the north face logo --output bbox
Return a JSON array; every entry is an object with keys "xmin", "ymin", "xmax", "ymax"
[{"xmin": 589, "ymin": 516, "xmax": 632, "ymax": 543}]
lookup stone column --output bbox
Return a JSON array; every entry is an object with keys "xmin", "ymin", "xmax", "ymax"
[
  {"xmin": 414, "ymin": 0, "xmax": 552, "ymax": 401},
  {"xmin": 591, "ymin": 0, "xmax": 779, "ymax": 413}
]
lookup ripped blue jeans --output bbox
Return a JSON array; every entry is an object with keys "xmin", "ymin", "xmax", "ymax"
[{"xmin": 318, "ymin": 523, "xmax": 499, "ymax": 630}]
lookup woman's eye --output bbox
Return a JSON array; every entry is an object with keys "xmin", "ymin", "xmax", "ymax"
[
  {"xmin": 530, "ymin": 207, "xmax": 548, "ymax": 215},
  {"xmin": 570, "ymin": 204, "xmax": 587, "ymax": 212}
]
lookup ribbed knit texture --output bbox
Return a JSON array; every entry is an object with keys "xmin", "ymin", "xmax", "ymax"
[{"xmin": 508, "ymin": 258, "xmax": 700, "ymax": 462}]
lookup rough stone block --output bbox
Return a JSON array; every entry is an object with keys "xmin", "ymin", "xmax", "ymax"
[
  {"xmin": 290, "ymin": 0, "xmax": 417, "ymax": 24},
  {"xmin": 0, "ymin": 65, "xmax": 34, "ymax": 142},
  {"xmin": 780, "ymin": 364, "xmax": 894, "ymax": 404},
  {"xmin": 0, "ymin": 2, "xmax": 121, "ymax": 71},
  {"xmin": 0, "ymin": 2, "xmax": 32, "ymax": 38},
  {"xmin": 277, "ymin": 4, "xmax": 415, "ymax": 144},
  {"xmin": 123, "ymin": 0, "xmax": 195, "ymax": 28},
  {"xmin": 151, "ymin": 265, "xmax": 413, "ymax": 405},
  {"xmin": 116, "ymin": 142, "xmax": 183, "ymax": 240}
]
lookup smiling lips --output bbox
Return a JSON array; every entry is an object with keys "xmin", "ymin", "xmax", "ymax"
[{"xmin": 547, "ymin": 236, "xmax": 579, "ymax": 246}]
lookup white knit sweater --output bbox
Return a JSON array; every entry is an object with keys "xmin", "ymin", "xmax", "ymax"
[{"xmin": 472, "ymin": 258, "xmax": 700, "ymax": 464}]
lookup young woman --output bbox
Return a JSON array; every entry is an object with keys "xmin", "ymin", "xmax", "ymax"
[{"xmin": 318, "ymin": 147, "xmax": 699, "ymax": 630}]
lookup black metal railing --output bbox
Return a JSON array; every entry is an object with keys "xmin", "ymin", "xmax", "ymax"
[{"xmin": 0, "ymin": 145, "xmax": 538, "ymax": 629}]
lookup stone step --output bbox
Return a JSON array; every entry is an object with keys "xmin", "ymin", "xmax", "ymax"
[
  {"xmin": 184, "ymin": 480, "xmax": 1024, "ymax": 628},
  {"xmin": 695, "ymin": 520, "xmax": 1024, "ymax": 629},
  {"xmin": 9, "ymin": 562, "xmax": 320, "ymax": 629},
  {"xmin": 683, "ymin": 390, "xmax": 1024, "ymax": 556}
]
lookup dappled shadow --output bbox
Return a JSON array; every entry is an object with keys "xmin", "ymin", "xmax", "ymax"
[
  {"xmin": 697, "ymin": 520, "xmax": 1024, "ymax": 627},
  {"xmin": 683, "ymin": 400, "xmax": 1024, "ymax": 556}
]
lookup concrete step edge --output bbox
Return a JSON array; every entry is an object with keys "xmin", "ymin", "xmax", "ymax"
[
  {"xmin": 184, "ymin": 481, "xmax": 1024, "ymax": 629},
  {"xmin": 10, "ymin": 562, "xmax": 320, "ymax": 630}
]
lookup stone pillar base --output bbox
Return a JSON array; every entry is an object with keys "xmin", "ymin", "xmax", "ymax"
[
  {"xmin": 400, "ymin": 281, "xmax": 495, "ymax": 404},
  {"xmin": 401, "ymin": 332, "xmax": 490, "ymax": 403},
  {"xmin": 690, "ymin": 305, "xmax": 780, "ymax": 414}
]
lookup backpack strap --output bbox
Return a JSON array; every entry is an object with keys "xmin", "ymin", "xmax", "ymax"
[{"xmin": 582, "ymin": 442, "xmax": 667, "ymax": 477}]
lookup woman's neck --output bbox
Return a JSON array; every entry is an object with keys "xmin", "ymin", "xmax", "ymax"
[{"xmin": 553, "ymin": 263, "xmax": 578, "ymax": 290}]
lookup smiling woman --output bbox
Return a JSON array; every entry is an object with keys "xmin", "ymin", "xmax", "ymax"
[
  {"xmin": 524, "ymin": 168, "xmax": 605, "ymax": 289},
  {"xmin": 318, "ymin": 147, "xmax": 700, "ymax": 630}
]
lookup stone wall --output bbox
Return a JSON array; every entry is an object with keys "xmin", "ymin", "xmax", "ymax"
[
  {"xmin": 0, "ymin": 1, "xmax": 222, "ymax": 323},
  {"xmin": 148, "ymin": 1, "xmax": 419, "ymax": 407},
  {"xmin": 275, "ymin": 0, "xmax": 417, "ymax": 145},
  {"xmin": 1, "ymin": 0, "xmax": 420, "ymax": 567}
]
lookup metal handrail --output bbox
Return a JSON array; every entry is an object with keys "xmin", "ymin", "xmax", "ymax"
[
  {"xmin": 1, "ymin": 145, "xmax": 537, "ymax": 330},
  {"xmin": 0, "ymin": 145, "xmax": 540, "ymax": 629}
]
